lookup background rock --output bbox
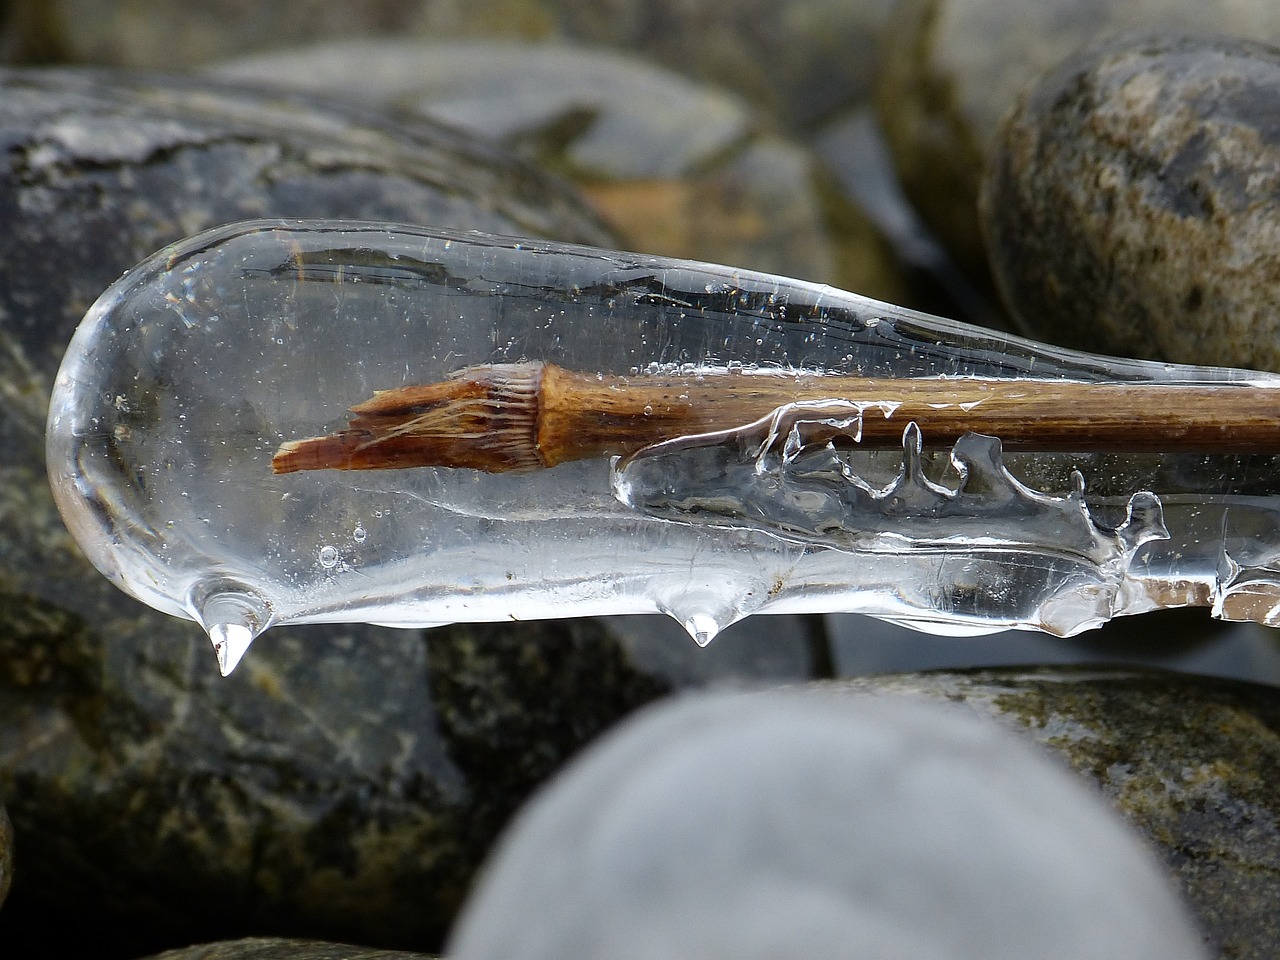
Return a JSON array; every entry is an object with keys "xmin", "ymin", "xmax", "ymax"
[
  {"xmin": 214, "ymin": 39, "xmax": 909, "ymax": 298},
  {"xmin": 2, "ymin": 0, "xmax": 895, "ymax": 128},
  {"xmin": 982, "ymin": 34, "xmax": 1280, "ymax": 368},
  {"xmin": 875, "ymin": 0, "xmax": 1280, "ymax": 283},
  {"xmin": 836, "ymin": 667, "xmax": 1280, "ymax": 960}
]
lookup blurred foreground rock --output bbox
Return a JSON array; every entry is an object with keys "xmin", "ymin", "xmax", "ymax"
[
  {"xmin": 983, "ymin": 34, "xmax": 1280, "ymax": 368},
  {"xmin": 449, "ymin": 688, "xmax": 1206, "ymax": 960}
]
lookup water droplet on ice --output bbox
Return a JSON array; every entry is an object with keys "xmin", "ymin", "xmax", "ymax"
[
  {"xmin": 353, "ymin": 525, "xmax": 367, "ymax": 543},
  {"xmin": 318, "ymin": 545, "xmax": 339, "ymax": 567},
  {"xmin": 207, "ymin": 621, "xmax": 255, "ymax": 677},
  {"xmin": 682, "ymin": 612, "xmax": 722, "ymax": 646},
  {"xmin": 194, "ymin": 585, "xmax": 269, "ymax": 676}
]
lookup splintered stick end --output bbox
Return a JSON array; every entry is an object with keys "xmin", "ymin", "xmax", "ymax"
[{"xmin": 272, "ymin": 362, "xmax": 547, "ymax": 474}]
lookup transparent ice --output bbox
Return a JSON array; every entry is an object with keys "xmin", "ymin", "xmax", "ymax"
[{"xmin": 46, "ymin": 219, "xmax": 1280, "ymax": 674}]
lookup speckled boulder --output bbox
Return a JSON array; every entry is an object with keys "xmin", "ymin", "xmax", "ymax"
[
  {"xmin": 982, "ymin": 35, "xmax": 1280, "ymax": 368},
  {"xmin": 836, "ymin": 667, "xmax": 1280, "ymax": 960},
  {"xmin": 876, "ymin": 0, "xmax": 1280, "ymax": 281},
  {"xmin": 142, "ymin": 939, "xmax": 436, "ymax": 960}
]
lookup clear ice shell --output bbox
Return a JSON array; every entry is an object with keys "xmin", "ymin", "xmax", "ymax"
[{"xmin": 45, "ymin": 219, "xmax": 1280, "ymax": 671}]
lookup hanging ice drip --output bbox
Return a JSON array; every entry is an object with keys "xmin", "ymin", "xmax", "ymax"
[{"xmin": 46, "ymin": 219, "xmax": 1280, "ymax": 673}]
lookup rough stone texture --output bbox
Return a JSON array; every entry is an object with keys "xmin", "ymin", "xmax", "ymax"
[
  {"xmin": 4, "ymin": 0, "xmax": 894, "ymax": 128},
  {"xmin": 876, "ymin": 0, "xmax": 1280, "ymax": 282},
  {"xmin": 0, "ymin": 68, "xmax": 828, "ymax": 959},
  {"xmin": 982, "ymin": 34, "xmax": 1280, "ymax": 369},
  {"xmin": 449, "ymin": 689, "xmax": 1206, "ymax": 960},
  {"xmin": 213, "ymin": 39, "xmax": 909, "ymax": 300},
  {"xmin": 143, "ymin": 939, "xmax": 436, "ymax": 960},
  {"xmin": 834, "ymin": 667, "xmax": 1280, "ymax": 960},
  {"xmin": 0, "ymin": 802, "xmax": 11, "ymax": 911}
]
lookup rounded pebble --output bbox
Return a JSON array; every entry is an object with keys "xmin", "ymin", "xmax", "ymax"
[
  {"xmin": 449, "ymin": 689, "xmax": 1206, "ymax": 960},
  {"xmin": 982, "ymin": 34, "xmax": 1280, "ymax": 367},
  {"xmin": 876, "ymin": 0, "xmax": 1280, "ymax": 280}
]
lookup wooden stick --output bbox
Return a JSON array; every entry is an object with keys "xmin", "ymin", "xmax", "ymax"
[{"xmin": 271, "ymin": 361, "xmax": 1280, "ymax": 474}]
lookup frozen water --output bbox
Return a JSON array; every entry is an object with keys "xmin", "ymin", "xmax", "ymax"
[{"xmin": 44, "ymin": 219, "xmax": 1280, "ymax": 672}]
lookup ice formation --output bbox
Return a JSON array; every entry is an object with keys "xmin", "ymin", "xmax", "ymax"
[{"xmin": 45, "ymin": 220, "xmax": 1280, "ymax": 673}]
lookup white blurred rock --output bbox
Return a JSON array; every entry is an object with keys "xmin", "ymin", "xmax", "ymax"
[{"xmin": 448, "ymin": 689, "xmax": 1207, "ymax": 960}]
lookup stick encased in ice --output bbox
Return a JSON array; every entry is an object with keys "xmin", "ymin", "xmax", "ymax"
[{"xmin": 45, "ymin": 219, "xmax": 1280, "ymax": 674}]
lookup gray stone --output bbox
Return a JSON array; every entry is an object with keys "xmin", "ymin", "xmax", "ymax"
[
  {"xmin": 982, "ymin": 34, "xmax": 1280, "ymax": 369},
  {"xmin": 215, "ymin": 41, "xmax": 753, "ymax": 181},
  {"xmin": 142, "ymin": 939, "xmax": 435, "ymax": 960},
  {"xmin": 449, "ymin": 688, "xmax": 1206, "ymax": 960},
  {"xmin": 8, "ymin": 0, "xmax": 893, "ymax": 128},
  {"xmin": 876, "ymin": 0, "xmax": 1280, "ymax": 282},
  {"xmin": 214, "ymin": 39, "xmax": 909, "ymax": 302},
  {"xmin": 834, "ymin": 667, "xmax": 1280, "ymax": 960}
]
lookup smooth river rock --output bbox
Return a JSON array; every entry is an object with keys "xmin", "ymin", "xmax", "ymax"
[
  {"xmin": 837, "ymin": 667, "xmax": 1280, "ymax": 960},
  {"xmin": 0, "ymin": 68, "xmax": 827, "ymax": 959},
  {"xmin": 449, "ymin": 688, "xmax": 1206, "ymax": 960},
  {"xmin": 982, "ymin": 34, "xmax": 1280, "ymax": 368},
  {"xmin": 876, "ymin": 0, "xmax": 1280, "ymax": 282}
]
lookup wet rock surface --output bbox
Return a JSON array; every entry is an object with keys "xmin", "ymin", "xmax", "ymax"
[
  {"xmin": 876, "ymin": 0, "xmax": 1280, "ymax": 280},
  {"xmin": 142, "ymin": 939, "xmax": 437, "ymax": 960},
  {"xmin": 214, "ymin": 39, "xmax": 909, "ymax": 298},
  {"xmin": 835, "ymin": 667, "xmax": 1280, "ymax": 960},
  {"xmin": 0, "ymin": 606, "xmax": 819, "ymax": 957},
  {"xmin": 449, "ymin": 688, "xmax": 1206, "ymax": 960},
  {"xmin": 982, "ymin": 34, "xmax": 1280, "ymax": 368}
]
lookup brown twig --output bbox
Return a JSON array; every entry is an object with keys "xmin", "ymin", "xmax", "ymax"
[{"xmin": 271, "ymin": 361, "xmax": 1280, "ymax": 474}]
